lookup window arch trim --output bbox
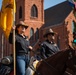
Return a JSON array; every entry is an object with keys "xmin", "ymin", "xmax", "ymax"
[{"xmin": 31, "ymin": 4, "xmax": 38, "ymax": 18}]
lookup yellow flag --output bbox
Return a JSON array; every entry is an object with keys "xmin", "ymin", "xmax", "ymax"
[{"xmin": 0, "ymin": 0, "xmax": 16, "ymax": 38}]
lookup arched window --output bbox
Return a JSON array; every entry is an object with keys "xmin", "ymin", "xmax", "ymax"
[
  {"xmin": 31, "ymin": 5, "xmax": 38, "ymax": 17},
  {"xmin": 72, "ymin": 21, "xmax": 74, "ymax": 33},
  {"xmin": 72, "ymin": 21, "xmax": 76, "ymax": 33},
  {"xmin": 19, "ymin": 6, "xmax": 22, "ymax": 19},
  {"xmin": 30, "ymin": 28, "xmax": 34, "ymax": 40},
  {"xmin": 35, "ymin": 28, "xmax": 39, "ymax": 40}
]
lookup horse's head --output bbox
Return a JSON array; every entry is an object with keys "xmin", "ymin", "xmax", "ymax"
[
  {"xmin": 34, "ymin": 47, "xmax": 76, "ymax": 75},
  {"xmin": 44, "ymin": 47, "xmax": 76, "ymax": 74}
]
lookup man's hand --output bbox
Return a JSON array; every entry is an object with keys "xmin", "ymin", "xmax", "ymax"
[{"xmin": 29, "ymin": 46, "xmax": 33, "ymax": 50}]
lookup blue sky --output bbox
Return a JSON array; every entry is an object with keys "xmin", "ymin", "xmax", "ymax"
[
  {"xmin": 44, "ymin": 0, "xmax": 66, "ymax": 9},
  {"xmin": 0, "ymin": 0, "xmax": 66, "ymax": 10}
]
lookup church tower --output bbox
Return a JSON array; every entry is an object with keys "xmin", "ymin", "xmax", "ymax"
[{"xmin": 16, "ymin": 0, "xmax": 44, "ymax": 46}]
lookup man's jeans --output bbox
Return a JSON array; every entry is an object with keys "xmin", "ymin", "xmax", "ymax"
[{"xmin": 16, "ymin": 55, "xmax": 29, "ymax": 75}]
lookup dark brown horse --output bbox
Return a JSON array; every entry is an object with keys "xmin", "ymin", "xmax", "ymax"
[{"xmin": 34, "ymin": 48, "xmax": 76, "ymax": 75}]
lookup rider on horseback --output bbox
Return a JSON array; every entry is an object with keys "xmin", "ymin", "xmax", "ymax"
[{"xmin": 40, "ymin": 28, "xmax": 60, "ymax": 59}]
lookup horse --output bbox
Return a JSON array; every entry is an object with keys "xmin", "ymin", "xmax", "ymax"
[
  {"xmin": 33, "ymin": 48, "xmax": 76, "ymax": 75},
  {"xmin": 0, "ymin": 48, "xmax": 76, "ymax": 75}
]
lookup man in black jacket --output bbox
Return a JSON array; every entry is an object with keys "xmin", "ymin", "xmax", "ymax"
[{"xmin": 40, "ymin": 28, "xmax": 60, "ymax": 59}]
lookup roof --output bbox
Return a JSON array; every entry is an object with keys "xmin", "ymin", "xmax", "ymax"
[{"xmin": 43, "ymin": 1, "xmax": 73, "ymax": 28}]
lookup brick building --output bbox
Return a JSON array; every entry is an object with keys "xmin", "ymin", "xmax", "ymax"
[
  {"xmin": 0, "ymin": 0, "xmax": 75, "ymax": 58},
  {"xmin": 0, "ymin": 0, "xmax": 44, "ymax": 58}
]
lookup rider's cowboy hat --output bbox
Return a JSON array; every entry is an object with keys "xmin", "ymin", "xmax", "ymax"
[
  {"xmin": 43, "ymin": 28, "xmax": 56, "ymax": 37},
  {"xmin": 16, "ymin": 21, "xmax": 28, "ymax": 29}
]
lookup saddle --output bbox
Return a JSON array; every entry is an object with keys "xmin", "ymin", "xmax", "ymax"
[{"xmin": 29, "ymin": 56, "xmax": 39, "ymax": 71}]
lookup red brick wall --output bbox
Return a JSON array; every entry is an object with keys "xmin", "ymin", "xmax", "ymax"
[
  {"xmin": 0, "ymin": 0, "xmax": 44, "ymax": 58},
  {"xmin": 65, "ymin": 11, "xmax": 76, "ymax": 46}
]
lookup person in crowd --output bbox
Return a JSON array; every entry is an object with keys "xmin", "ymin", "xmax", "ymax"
[
  {"xmin": 9, "ymin": 21, "xmax": 33, "ymax": 75},
  {"xmin": 40, "ymin": 28, "xmax": 60, "ymax": 59}
]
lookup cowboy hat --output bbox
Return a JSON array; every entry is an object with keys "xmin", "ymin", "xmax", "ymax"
[
  {"xmin": 16, "ymin": 21, "xmax": 28, "ymax": 29},
  {"xmin": 43, "ymin": 28, "xmax": 56, "ymax": 37}
]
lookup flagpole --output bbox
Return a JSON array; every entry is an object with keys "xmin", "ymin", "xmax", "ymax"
[
  {"xmin": 1, "ymin": 33, "xmax": 4, "ymax": 58},
  {"xmin": 13, "ymin": 0, "xmax": 16, "ymax": 75},
  {"xmin": 13, "ymin": 21, "xmax": 16, "ymax": 75}
]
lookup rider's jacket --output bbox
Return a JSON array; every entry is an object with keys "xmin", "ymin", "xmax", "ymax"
[
  {"xmin": 40, "ymin": 40, "xmax": 60, "ymax": 59},
  {"xmin": 9, "ymin": 33, "xmax": 30, "ymax": 55}
]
